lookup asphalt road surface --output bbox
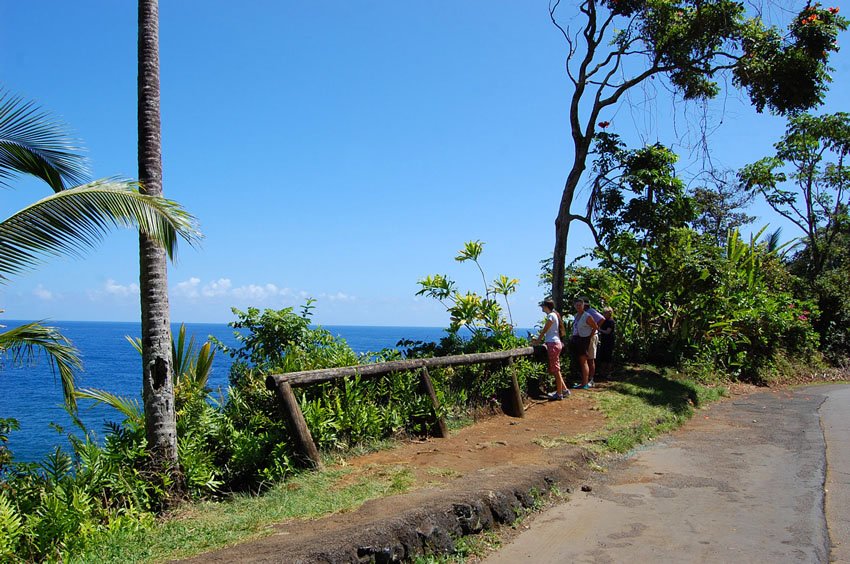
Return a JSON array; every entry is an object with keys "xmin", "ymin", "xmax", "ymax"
[{"xmin": 483, "ymin": 384, "xmax": 850, "ymax": 564}]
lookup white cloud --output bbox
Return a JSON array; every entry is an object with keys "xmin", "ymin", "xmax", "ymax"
[
  {"xmin": 232, "ymin": 283, "xmax": 285, "ymax": 300},
  {"xmin": 322, "ymin": 291, "xmax": 355, "ymax": 302},
  {"xmin": 174, "ymin": 277, "xmax": 201, "ymax": 298},
  {"xmin": 102, "ymin": 276, "xmax": 355, "ymax": 313},
  {"xmin": 33, "ymin": 284, "xmax": 53, "ymax": 300},
  {"xmin": 202, "ymin": 278, "xmax": 232, "ymax": 297},
  {"xmin": 172, "ymin": 277, "xmax": 296, "ymax": 302},
  {"xmin": 105, "ymin": 279, "xmax": 139, "ymax": 297}
]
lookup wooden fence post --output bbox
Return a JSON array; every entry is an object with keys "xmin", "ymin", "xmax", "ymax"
[
  {"xmin": 271, "ymin": 379, "xmax": 322, "ymax": 470},
  {"xmin": 503, "ymin": 357, "xmax": 525, "ymax": 418},
  {"xmin": 418, "ymin": 367, "xmax": 449, "ymax": 438}
]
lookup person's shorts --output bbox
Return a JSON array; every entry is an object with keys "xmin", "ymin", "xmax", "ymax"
[
  {"xmin": 545, "ymin": 340, "xmax": 563, "ymax": 375},
  {"xmin": 586, "ymin": 333, "xmax": 598, "ymax": 360},
  {"xmin": 571, "ymin": 335, "xmax": 591, "ymax": 360}
]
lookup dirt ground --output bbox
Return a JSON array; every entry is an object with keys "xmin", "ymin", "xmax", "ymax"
[
  {"xmin": 179, "ymin": 388, "xmax": 609, "ymax": 563},
  {"xmin": 343, "ymin": 390, "xmax": 606, "ymax": 483}
]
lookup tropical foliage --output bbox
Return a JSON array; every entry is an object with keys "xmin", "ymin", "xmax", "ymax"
[
  {"xmin": 739, "ymin": 111, "xmax": 850, "ymax": 360},
  {"xmin": 546, "ymin": 0, "xmax": 848, "ymax": 309},
  {"xmin": 0, "ymin": 319, "xmax": 81, "ymax": 410},
  {"xmin": 543, "ymin": 128, "xmax": 824, "ymax": 382},
  {"xmin": 2, "ymin": 3, "xmax": 849, "ymax": 562},
  {"xmin": 740, "ymin": 112, "xmax": 849, "ymax": 279},
  {"xmin": 690, "ymin": 170, "xmax": 756, "ymax": 246},
  {"xmin": 417, "ymin": 240, "xmax": 521, "ymax": 350},
  {"xmin": 0, "ymin": 91, "xmax": 200, "ymax": 408}
]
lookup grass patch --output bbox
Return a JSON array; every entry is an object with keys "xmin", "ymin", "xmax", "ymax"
[
  {"xmin": 427, "ymin": 467, "xmax": 463, "ymax": 478},
  {"xmin": 447, "ymin": 413, "xmax": 474, "ymax": 432},
  {"xmin": 412, "ymin": 530, "xmax": 503, "ymax": 563},
  {"xmin": 76, "ymin": 465, "xmax": 414, "ymax": 563},
  {"xmin": 595, "ymin": 367, "xmax": 726, "ymax": 453},
  {"xmin": 533, "ymin": 367, "xmax": 726, "ymax": 456}
]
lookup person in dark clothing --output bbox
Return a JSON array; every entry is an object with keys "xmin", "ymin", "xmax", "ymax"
[{"xmin": 597, "ymin": 307, "xmax": 615, "ymax": 379}]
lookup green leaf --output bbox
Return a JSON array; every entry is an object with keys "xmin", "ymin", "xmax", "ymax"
[
  {"xmin": 0, "ymin": 321, "xmax": 81, "ymax": 410},
  {"xmin": 0, "ymin": 179, "xmax": 201, "ymax": 282},
  {"xmin": 0, "ymin": 90, "xmax": 89, "ymax": 192}
]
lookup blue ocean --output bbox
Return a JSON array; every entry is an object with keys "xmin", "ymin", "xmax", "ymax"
[{"xmin": 0, "ymin": 321, "xmax": 449, "ymax": 463}]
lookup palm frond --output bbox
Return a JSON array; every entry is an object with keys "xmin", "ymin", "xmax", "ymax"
[
  {"xmin": 192, "ymin": 342, "xmax": 215, "ymax": 389},
  {"xmin": 764, "ymin": 227, "xmax": 783, "ymax": 253},
  {"xmin": 0, "ymin": 179, "xmax": 202, "ymax": 281},
  {"xmin": 0, "ymin": 321, "xmax": 81, "ymax": 409},
  {"xmin": 75, "ymin": 388, "xmax": 143, "ymax": 424},
  {"xmin": 0, "ymin": 91, "xmax": 89, "ymax": 192},
  {"xmin": 125, "ymin": 335, "xmax": 143, "ymax": 355},
  {"xmin": 172, "ymin": 323, "xmax": 194, "ymax": 379},
  {"xmin": 171, "ymin": 324, "xmax": 215, "ymax": 391}
]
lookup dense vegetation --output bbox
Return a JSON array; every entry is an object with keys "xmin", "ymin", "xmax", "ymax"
[
  {"xmin": 0, "ymin": 297, "xmax": 543, "ymax": 561},
  {"xmin": 2, "ymin": 2, "xmax": 849, "ymax": 561}
]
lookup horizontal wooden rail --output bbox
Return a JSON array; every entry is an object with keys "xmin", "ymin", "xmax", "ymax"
[
  {"xmin": 264, "ymin": 346, "xmax": 538, "ymax": 469},
  {"xmin": 265, "ymin": 346, "xmax": 535, "ymax": 390}
]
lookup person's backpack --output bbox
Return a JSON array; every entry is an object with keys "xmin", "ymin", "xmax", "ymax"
[{"xmin": 558, "ymin": 312, "xmax": 567, "ymax": 339}]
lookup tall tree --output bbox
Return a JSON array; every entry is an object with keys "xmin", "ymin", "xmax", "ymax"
[
  {"xmin": 690, "ymin": 170, "xmax": 756, "ymax": 246},
  {"xmin": 138, "ymin": 0, "xmax": 181, "ymax": 490},
  {"xmin": 547, "ymin": 0, "xmax": 847, "ymax": 309},
  {"xmin": 739, "ymin": 111, "xmax": 850, "ymax": 279}
]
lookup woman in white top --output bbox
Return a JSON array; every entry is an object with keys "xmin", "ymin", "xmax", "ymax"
[
  {"xmin": 571, "ymin": 298, "xmax": 599, "ymax": 390},
  {"xmin": 535, "ymin": 299, "xmax": 569, "ymax": 400}
]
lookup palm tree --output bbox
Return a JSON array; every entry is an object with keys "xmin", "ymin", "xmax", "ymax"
[
  {"xmin": 138, "ymin": 0, "xmax": 181, "ymax": 485},
  {"xmin": 0, "ymin": 90, "xmax": 200, "ymax": 410}
]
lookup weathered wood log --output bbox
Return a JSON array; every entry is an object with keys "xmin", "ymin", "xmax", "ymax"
[
  {"xmin": 418, "ymin": 367, "xmax": 449, "ymax": 438},
  {"xmin": 503, "ymin": 358, "xmax": 525, "ymax": 418},
  {"xmin": 271, "ymin": 379, "xmax": 322, "ymax": 470},
  {"xmin": 265, "ymin": 347, "xmax": 535, "ymax": 390}
]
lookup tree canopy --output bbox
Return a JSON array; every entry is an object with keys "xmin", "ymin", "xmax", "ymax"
[{"xmin": 547, "ymin": 0, "xmax": 848, "ymax": 309}]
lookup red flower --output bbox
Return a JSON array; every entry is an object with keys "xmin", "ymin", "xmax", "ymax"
[
  {"xmin": 829, "ymin": 7, "xmax": 839, "ymax": 14},
  {"xmin": 798, "ymin": 315, "xmax": 808, "ymax": 321},
  {"xmin": 598, "ymin": 121, "xmax": 611, "ymax": 128},
  {"xmin": 569, "ymin": 277, "xmax": 578, "ymax": 283}
]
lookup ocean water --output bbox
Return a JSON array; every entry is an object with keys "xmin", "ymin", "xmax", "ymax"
[{"xmin": 0, "ymin": 321, "xmax": 448, "ymax": 463}]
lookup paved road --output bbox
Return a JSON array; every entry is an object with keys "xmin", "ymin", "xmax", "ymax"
[{"xmin": 483, "ymin": 384, "xmax": 850, "ymax": 563}]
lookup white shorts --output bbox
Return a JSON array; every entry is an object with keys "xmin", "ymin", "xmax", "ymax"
[{"xmin": 586, "ymin": 333, "xmax": 599, "ymax": 360}]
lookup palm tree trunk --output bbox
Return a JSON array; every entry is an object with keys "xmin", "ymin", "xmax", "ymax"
[{"xmin": 138, "ymin": 0, "xmax": 181, "ymax": 493}]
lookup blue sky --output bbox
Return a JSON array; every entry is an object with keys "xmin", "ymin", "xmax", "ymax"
[{"xmin": 2, "ymin": 1, "xmax": 849, "ymax": 328}]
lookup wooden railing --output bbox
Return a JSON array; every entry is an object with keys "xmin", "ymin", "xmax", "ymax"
[{"xmin": 265, "ymin": 346, "xmax": 537, "ymax": 469}]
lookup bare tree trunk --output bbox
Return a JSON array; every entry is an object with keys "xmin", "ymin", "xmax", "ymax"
[
  {"xmin": 552, "ymin": 151, "xmax": 589, "ymax": 311},
  {"xmin": 138, "ymin": 0, "xmax": 181, "ymax": 494}
]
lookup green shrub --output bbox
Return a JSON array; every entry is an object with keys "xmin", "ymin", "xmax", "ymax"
[{"xmin": 554, "ymin": 228, "xmax": 822, "ymax": 383}]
